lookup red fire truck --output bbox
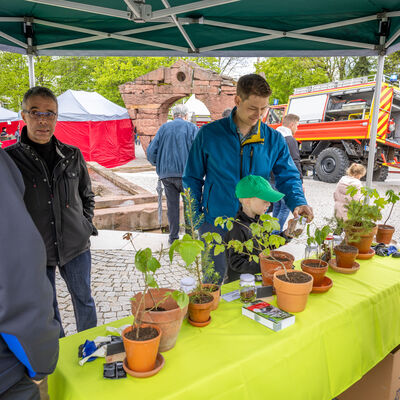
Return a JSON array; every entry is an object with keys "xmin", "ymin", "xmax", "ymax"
[{"xmin": 264, "ymin": 76, "xmax": 400, "ymax": 182}]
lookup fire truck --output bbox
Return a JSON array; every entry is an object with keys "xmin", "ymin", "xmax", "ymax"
[{"xmin": 264, "ymin": 76, "xmax": 400, "ymax": 182}]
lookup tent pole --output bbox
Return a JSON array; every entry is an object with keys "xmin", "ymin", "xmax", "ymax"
[
  {"xmin": 365, "ymin": 53, "xmax": 385, "ymax": 188},
  {"xmin": 28, "ymin": 54, "xmax": 36, "ymax": 88}
]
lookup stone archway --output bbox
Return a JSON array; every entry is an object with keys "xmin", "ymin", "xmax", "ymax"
[{"xmin": 119, "ymin": 60, "xmax": 236, "ymax": 151}]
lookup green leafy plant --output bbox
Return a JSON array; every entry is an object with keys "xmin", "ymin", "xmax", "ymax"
[
  {"xmin": 382, "ymin": 189, "xmax": 400, "ymax": 226},
  {"xmin": 344, "ymin": 185, "xmax": 386, "ymax": 241},
  {"xmin": 123, "ymin": 233, "xmax": 188, "ymax": 339},
  {"xmin": 305, "ymin": 223, "xmax": 332, "ymax": 262},
  {"xmin": 169, "ymin": 188, "xmax": 220, "ymax": 303}
]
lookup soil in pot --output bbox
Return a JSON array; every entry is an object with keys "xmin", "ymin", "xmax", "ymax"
[
  {"xmin": 188, "ymin": 292, "xmax": 213, "ymax": 324},
  {"xmin": 276, "ymin": 271, "xmax": 312, "ymax": 284},
  {"xmin": 122, "ymin": 324, "xmax": 161, "ymax": 373},
  {"xmin": 260, "ymin": 250, "xmax": 295, "ymax": 286},
  {"xmin": 131, "ymin": 288, "xmax": 187, "ymax": 352},
  {"xmin": 201, "ymin": 283, "xmax": 221, "ymax": 311},
  {"xmin": 300, "ymin": 259, "xmax": 328, "ymax": 286},
  {"xmin": 273, "ymin": 270, "xmax": 313, "ymax": 313},
  {"xmin": 334, "ymin": 244, "xmax": 358, "ymax": 268},
  {"xmin": 376, "ymin": 224, "xmax": 395, "ymax": 245}
]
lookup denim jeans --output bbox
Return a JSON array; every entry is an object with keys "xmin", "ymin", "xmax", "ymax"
[
  {"xmin": 47, "ymin": 250, "xmax": 97, "ymax": 337},
  {"xmin": 272, "ymin": 198, "xmax": 291, "ymax": 232},
  {"xmin": 198, "ymin": 222, "xmax": 227, "ymax": 285},
  {"xmin": 161, "ymin": 177, "xmax": 189, "ymax": 244}
]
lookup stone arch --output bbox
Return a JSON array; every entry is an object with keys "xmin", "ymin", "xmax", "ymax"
[{"xmin": 119, "ymin": 60, "xmax": 236, "ymax": 151}]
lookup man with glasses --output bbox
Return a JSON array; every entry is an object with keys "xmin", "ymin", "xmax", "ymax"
[{"xmin": 5, "ymin": 87, "xmax": 97, "ymax": 337}]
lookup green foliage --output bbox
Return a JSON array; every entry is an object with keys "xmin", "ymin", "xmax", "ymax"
[
  {"xmin": 383, "ymin": 189, "xmax": 400, "ymax": 226},
  {"xmin": 170, "ymin": 188, "xmax": 220, "ymax": 300},
  {"xmin": 306, "ymin": 223, "xmax": 332, "ymax": 260}
]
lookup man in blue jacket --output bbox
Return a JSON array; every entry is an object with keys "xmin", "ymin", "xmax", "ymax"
[
  {"xmin": 0, "ymin": 148, "xmax": 59, "ymax": 399},
  {"xmin": 147, "ymin": 104, "xmax": 198, "ymax": 245},
  {"xmin": 183, "ymin": 74, "xmax": 313, "ymax": 284}
]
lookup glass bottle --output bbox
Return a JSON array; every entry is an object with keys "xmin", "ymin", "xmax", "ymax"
[
  {"xmin": 180, "ymin": 277, "xmax": 196, "ymax": 294},
  {"xmin": 239, "ymin": 274, "xmax": 256, "ymax": 303},
  {"xmin": 304, "ymin": 243, "xmax": 318, "ymax": 259}
]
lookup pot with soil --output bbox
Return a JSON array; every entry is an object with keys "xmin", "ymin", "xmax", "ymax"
[
  {"xmin": 334, "ymin": 244, "xmax": 359, "ymax": 268},
  {"xmin": 346, "ymin": 225, "xmax": 377, "ymax": 254},
  {"xmin": 188, "ymin": 292, "xmax": 214, "ymax": 326},
  {"xmin": 130, "ymin": 288, "xmax": 188, "ymax": 352},
  {"xmin": 376, "ymin": 224, "xmax": 395, "ymax": 245},
  {"xmin": 122, "ymin": 324, "xmax": 161, "ymax": 373},
  {"xmin": 260, "ymin": 250, "xmax": 295, "ymax": 286},
  {"xmin": 300, "ymin": 259, "xmax": 328, "ymax": 286},
  {"xmin": 201, "ymin": 283, "xmax": 221, "ymax": 311},
  {"xmin": 273, "ymin": 270, "xmax": 314, "ymax": 313}
]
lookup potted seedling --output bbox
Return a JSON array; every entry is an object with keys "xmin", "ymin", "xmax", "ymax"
[
  {"xmin": 376, "ymin": 189, "xmax": 400, "ymax": 244},
  {"xmin": 215, "ymin": 214, "xmax": 313, "ymax": 313},
  {"xmin": 344, "ymin": 186, "xmax": 386, "ymax": 257},
  {"xmin": 301, "ymin": 224, "xmax": 331, "ymax": 285},
  {"xmin": 214, "ymin": 214, "xmax": 294, "ymax": 286},
  {"xmin": 121, "ymin": 239, "xmax": 189, "ymax": 373},
  {"xmin": 169, "ymin": 188, "xmax": 218, "ymax": 327}
]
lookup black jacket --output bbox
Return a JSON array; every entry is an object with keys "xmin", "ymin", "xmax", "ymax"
[
  {"xmin": 284, "ymin": 135, "xmax": 303, "ymax": 182},
  {"xmin": 0, "ymin": 149, "xmax": 59, "ymax": 394},
  {"xmin": 5, "ymin": 127, "xmax": 97, "ymax": 266},
  {"xmin": 224, "ymin": 208, "xmax": 290, "ymax": 283}
]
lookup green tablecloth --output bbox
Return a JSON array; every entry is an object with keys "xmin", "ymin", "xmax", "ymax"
[{"xmin": 49, "ymin": 256, "xmax": 400, "ymax": 400}]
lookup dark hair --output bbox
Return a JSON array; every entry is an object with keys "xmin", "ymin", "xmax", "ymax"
[
  {"xmin": 22, "ymin": 86, "xmax": 58, "ymax": 109},
  {"xmin": 237, "ymin": 74, "xmax": 272, "ymax": 100},
  {"xmin": 222, "ymin": 108, "xmax": 232, "ymax": 118}
]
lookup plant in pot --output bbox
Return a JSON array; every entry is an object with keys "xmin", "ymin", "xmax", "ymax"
[
  {"xmin": 121, "ymin": 239, "xmax": 189, "ymax": 375},
  {"xmin": 214, "ymin": 213, "xmax": 294, "ymax": 286},
  {"xmin": 301, "ymin": 224, "xmax": 331, "ymax": 286},
  {"xmin": 123, "ymin": 234, "xmax": 189, "ymax": 353},
  {"xmin": 215, "ymin": 214, "xmax": 313, "ymax": 313},
  {"xmin": 344, "ymin": 186, "xmax": 386, "ymax": 257},
  {"xmin": 376, "ymin": 189, "xmax": 400, "ymax": 245},
  {"xmin": 169, "ymin": 188, "xmax": 219, "ymax": 327}
]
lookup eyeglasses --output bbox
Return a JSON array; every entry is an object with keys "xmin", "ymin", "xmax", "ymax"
[{"xmin": 23, "ymin": 110, "xmax": 57, "ymax": 120}]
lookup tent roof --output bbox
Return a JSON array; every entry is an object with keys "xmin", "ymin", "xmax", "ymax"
[
  {"xmin": 0, "ymin": 106, "xmax": 19, "ymax": 122},
  {"xmin": 0, "ymin": 1, "xmax": 399, "ymax": 57},
  {"xmin": 57, "ymin": 89, "xmax": 130, "ymax": 121},
  {"xmin": 184, "ymin": 94, "xmax": 210, "ymax": 116}
]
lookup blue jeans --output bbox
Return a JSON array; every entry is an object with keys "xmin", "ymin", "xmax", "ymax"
[
  {"xmin": 273, "ymin": 198, "xmax": 291, "ymax": 232},
  {"xmin": 47, "ymin": 250, "xmax": 97, "ymax": 337},
  {"xmin": 198, "ymin": 222, "xmax": 227, "ymax": 285}
]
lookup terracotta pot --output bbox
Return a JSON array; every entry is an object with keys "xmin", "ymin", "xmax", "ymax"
[
  {"xmin": 201, "ymin": 284, "xmax": 221, "ymax": 311},
  {"xmin": 130, "ymin": 288, "xmax": 187, "ymax": 352},
  {"xmin": 122, "ymin": 324, "xmax": 161, "ymax": 373},
  {"xmin": 346, "ymin": 225, "xmax": 376, "ymax": 254},
  {"xmin": 376, "ymin": 224, "xmax": 395, "ymax": 245},
  {"xmin": 188, "ymin": 292, "xmax": 213, "ymax": 323},
  {"xmin": 300, "ymin": 259, "xmax": 328, "ymax": 286},
  {"xmin": 260, "ymin": 250, "xmax": 295, "ymax": 286},
  {"xmin": 273, "ymin": 270, "xmax": 313, "ymax": 313},
  {"xmin": 334, "ymin": 244, "xmax": 358, "ymax": 268}
]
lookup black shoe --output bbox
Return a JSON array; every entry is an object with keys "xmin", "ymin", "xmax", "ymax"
[{"xmin": 392, "ymin": 252, "xmax": 400, "ymax": 258}]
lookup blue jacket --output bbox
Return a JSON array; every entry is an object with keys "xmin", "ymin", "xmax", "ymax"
[
  {"xmin": 183, "ymin": 109, "xmax": 307, "ymax": 225},
  {"xmin": 147, "ymin": 118, "xmax": 198, "ymax": 179}
]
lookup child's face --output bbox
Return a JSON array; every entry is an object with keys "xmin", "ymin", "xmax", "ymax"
[{"xmin": 248, "ymin": 197, "xmax": 270, "ymax": 216}]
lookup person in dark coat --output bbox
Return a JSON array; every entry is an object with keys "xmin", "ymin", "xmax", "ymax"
[
  {"xmin": 0, "ymin": 148, "xmax": 59, "ymax": 399},
  {"xmin": 273, "ymin": 113, "xmax": 303, "ymax": 232},
  {"xmin": 5, "ymin": 86, "xmax": 97, "ymax": 337},
  {"xmin": 225, "ymin": 175, "xmax": 295, "ymax": 283}
]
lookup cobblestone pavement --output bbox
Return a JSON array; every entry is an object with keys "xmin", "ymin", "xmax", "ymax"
[{"xmin": 57, "ymin": 250, "xmax": 193, "ymax": 336}]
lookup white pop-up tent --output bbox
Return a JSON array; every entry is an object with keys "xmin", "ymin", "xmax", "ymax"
[
  {"xmin": 0, "ymin": 106, "xmax": 18, "ymax": 122},
  {"xmin": 184, "ymin": 94, "xmax": 211, "ymax": 127},
  {"xmin": 54, "ymin": 90, "xmax": 135, "ymax": 168}
]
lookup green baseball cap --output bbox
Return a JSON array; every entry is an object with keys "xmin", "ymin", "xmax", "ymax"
[{"xmin": 235, "ymin": 175, "xmax": 284, "ymax": 202}]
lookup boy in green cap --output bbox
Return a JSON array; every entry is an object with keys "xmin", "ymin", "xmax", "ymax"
[{"xmin": 224, "ymin": 175, "xmax": 295, "ymax": 283}]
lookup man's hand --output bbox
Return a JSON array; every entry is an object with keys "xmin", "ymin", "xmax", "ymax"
[{"xmin": 293, "ymin": 205, "xmax": 314, "ymax": 223}]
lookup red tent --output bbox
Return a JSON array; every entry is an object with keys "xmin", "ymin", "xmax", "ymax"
[
  {"xmin": 0, "ymin": 106, "xmax": 21, "ymax": 149},
  {"xmin": 54, "ymin": 90, "xmax": 134, "ymax": 168}
]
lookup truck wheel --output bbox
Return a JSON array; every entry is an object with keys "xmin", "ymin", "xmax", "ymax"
[
  {"xmin": 315, "ymin": 147, "xmax": 349, "ymax": 183},
  {"xmin": 373, "ymin": 166, "xmax": 389, "ymax": 182}
]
